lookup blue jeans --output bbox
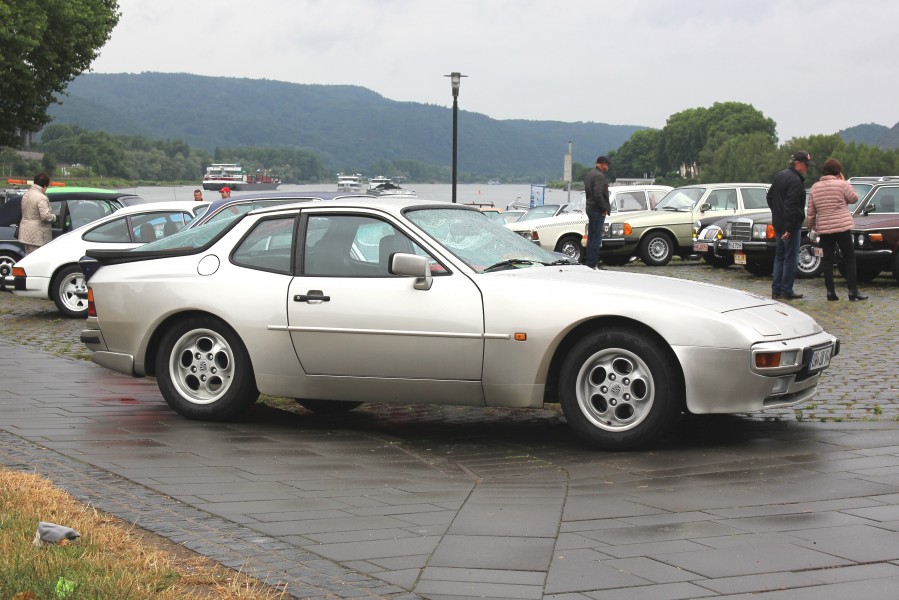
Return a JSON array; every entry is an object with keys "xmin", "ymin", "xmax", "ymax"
[
  {"xmin": 585, "ymin": 209, "xmax": 606, "ymax": 267},
  {"xmin": 772, "ymin": 226, "xmax": 801, "ymax": 295}
]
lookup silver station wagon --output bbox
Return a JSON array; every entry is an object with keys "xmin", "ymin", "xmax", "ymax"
[{"xmin": 80, "ymin": 197, "xmax": 838, "ymax": 450}]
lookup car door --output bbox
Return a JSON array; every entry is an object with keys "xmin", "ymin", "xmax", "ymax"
[{"xmin": 287, "ymin": 211, "xmax": 485, "ymax": 381}]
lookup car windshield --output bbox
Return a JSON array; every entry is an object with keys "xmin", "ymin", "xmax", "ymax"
[
  {"xmin": 655, "ymin": 188, "xmax": 705, "ymax": 211},
  {"xmin": 129, "ymin": 216, "xmax": 236, "ymax": 252},
  {"xmin": 406, "ymin": 207, "xmax": 565, "ymax": 273},
  {"xmin": 518, "ymin": 204, "xmax": 562, "ymax": 221}
]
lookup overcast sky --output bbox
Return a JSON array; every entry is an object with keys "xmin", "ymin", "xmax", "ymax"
[{"xmin": 91, "ymin": 0, "xmax": 898, "ymax": 143}]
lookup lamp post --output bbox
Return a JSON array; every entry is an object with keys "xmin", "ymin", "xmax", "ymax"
[{"xmin": 445, "ymin": 72, "xmax": 466, "ymax": 203}]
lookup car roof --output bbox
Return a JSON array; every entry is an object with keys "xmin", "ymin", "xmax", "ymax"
[
  {"xmin": 202, "ymin": 191, "xmax": 374, "ymax": 214},
  {"xmin": 247, "ymin": 196, "xmax": 476, "ymax": 219},
  {"xmin": 674, "ymin": 183, "xmax": 769, "ymax": 190},
  {"xmin": 110, "ymin": 201, "xmax": 209, "ymax": 216},
  {"xmin": 46, "ymin": 187, "xmax": 144, "ymax": 201}
]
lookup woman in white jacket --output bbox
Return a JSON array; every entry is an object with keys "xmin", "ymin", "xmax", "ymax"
[
  {"xmin": 18, "ymin": 172, "xmax": 57, "ymax": 255},
  {"xmin": 807, "ymin": 159, "xmax": 866, "ymax": 301}
]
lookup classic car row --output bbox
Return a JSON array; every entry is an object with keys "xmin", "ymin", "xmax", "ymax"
[{"xmin": 693, "ymin": 177, "xmax": 899, "ymax": 283}]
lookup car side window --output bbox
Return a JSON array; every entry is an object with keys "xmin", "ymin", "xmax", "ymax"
[
  {"xmin": 130, "ymin": 211, "xmax": 194, "ymax": 243},
  {"xmin": 68, "ymin": 200, "xmax": 115, "ymax": 229},
  {"xmin": 82, "ymin": 217, "xmax": 130, "ymax": 242},
  {"xmin": 869, "ymin": 188, "xmax": 898, "ymax": 213},
  {"xmin": 303, "ymin": 214, "xmax": 430, "ymax": 277},
  {"xmin": 232, "ymin": 216, "xmax": 296, "ymax": 274},
  {"xmin": 704, "ymin": 189, "xmax": 735, "ymax": 211},
  {"xmin": 740, "ymin": 188, "xmax": 769, "ymax": 209}
]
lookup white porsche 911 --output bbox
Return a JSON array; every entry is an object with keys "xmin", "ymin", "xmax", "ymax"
[{"xmin": 80, "ymin": 197, "xmax": 838, "ymax": 450}]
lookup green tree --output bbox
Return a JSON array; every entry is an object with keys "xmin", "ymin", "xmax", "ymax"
[
  {"xmin": 700, "ymin": 132, "xmax": 778, "ymax": 183},
  {"xmin": 0, "ymin": 0, "xmax": 120, "ymax": 147},
  {"xmin": 609, "ymin": 129, "xmax": 660, "ymax": 179}
]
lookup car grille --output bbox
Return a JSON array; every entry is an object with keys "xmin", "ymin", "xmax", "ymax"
[{"xmin": 730, "ymin": 220, "xmax": 753, "ymax": 242}]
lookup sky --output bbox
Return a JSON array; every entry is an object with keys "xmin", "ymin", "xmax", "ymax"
[{"xmin": 90, "ymin": 0, "xmax": 899, "ymax": 143}]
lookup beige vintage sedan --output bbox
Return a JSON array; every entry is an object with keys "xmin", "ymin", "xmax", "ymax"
[{"xmin": 80, "ymin": 197, "xmax": 838, "ymax": 450}]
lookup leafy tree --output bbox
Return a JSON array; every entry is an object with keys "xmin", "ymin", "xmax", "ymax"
[
  {"xmin": 0, "ymin": 0, "xmax": 120, "ymax": 147},
  {"xmin": 609, "ymin": 129, "xmax": 660, "ymax": 179},
  {"xmin": 700, "ymin": 132, "xmax": 778, "ymax": 183}
]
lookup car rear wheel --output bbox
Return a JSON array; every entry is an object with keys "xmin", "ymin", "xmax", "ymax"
[
  {"xmin": 156, "ymin": 317, "xmax": 258, "ymax": 420},
  {"xmin": 558, "ymin": 327, "xmax": 683, "ymax": 450},
  {"xmin": 703, "ymin": 253, "xmax": 733, "ymax": 268},
  {"xmin": 555, "ymin": 235, "xmax": 583, "ymax": 262},
  {"xmin": 796, "ymin": 242, "xmax": 823, "ymax": 279},
  {"xmin": 295, "ymin": 399, "xmax": 363, "ymax": 414},
  {"xmin": 638, "ymin": 232, "xmax": 675, "ymax": 266},
  {"xmin": 837, "ymin": 264, "xmax": 881, "ymax": 283},
  {"xmin": 601, "ymin": 255, "xmax": 631, "ymax": 267},
  {"xmin": 50, "ymin": 264, "xmax": 88, "ymax": 318}
]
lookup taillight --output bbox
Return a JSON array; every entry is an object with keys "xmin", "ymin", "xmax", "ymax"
[
  {"xmin": 87, "ymin": 287, "xmax": 97, "ymax": 318},
  {"xmin": 12, "ymin": 266, "xmax": 25, "ymax": 277}
]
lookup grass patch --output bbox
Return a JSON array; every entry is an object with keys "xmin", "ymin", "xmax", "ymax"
[{"xmin": 0, "ymin": 468, "xmax": 286, "ymax": 599}]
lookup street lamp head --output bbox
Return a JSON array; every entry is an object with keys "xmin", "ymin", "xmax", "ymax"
[{"xmin": 445, "ymin": 72, "xmax": 466, "ymax": 98}]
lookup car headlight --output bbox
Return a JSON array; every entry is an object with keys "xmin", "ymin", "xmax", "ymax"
[
  {"xmin": 751, "ymin": 223, "xmax": 772, "ymax": 240},
  {"xmin": 608, "ymin": 223, "xmax": 631, "ymax": 236}
]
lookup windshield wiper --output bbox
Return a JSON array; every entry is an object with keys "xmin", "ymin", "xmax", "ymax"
[
  {"xmin": 483, "ymin": 258, "xmax": 540, "ymax": 272},
  {"xmin": 661, "ymin": 206, "xmax": 685, "ymax": 211}
]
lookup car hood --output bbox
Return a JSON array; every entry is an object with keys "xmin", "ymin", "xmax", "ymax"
[
  {"xmin": 480, "ymin": 265, "xmax": 822, "ymax": 338},
  {"xmin": 506, "ymin": 213, "xmax": 586, "ymax": 231},
  {"xmin": 604, "ymin": 209, "xmax": 692, "ymax": 227},
  {"xmin": 853, "ymin": 213, "xmax": 899, "ymax": 229}
]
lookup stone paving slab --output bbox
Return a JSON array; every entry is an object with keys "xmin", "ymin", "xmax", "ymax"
[{"xmin": 2, "ymin": 261, "xmax": 899, "ymax": 598}]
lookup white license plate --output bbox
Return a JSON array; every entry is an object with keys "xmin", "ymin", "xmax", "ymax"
[
  {"xmin": 808, "ymin": 345, "xmax": 833, "ymax": 373},
  {"xmin": 729, "ymin": 241, "xmax": 743, "ymax": 250},
  {"xmin": 813, "ymin": 247, "xmax": 823, "ymax": 257},
  {"xmin": 693, "ymin": 242, "xmax": 709, "ymax": 252},
  {"xmin": 734, "ymin": 250, "xmax": 746, "ymax": 265}
]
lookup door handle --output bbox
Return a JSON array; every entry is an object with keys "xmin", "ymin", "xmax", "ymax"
[{"xmin": 294, "ymin": 290, "xmax": 330, "ymax": 303}]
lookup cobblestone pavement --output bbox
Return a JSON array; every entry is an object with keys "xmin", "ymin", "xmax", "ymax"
[{"xmin": 2, "ymin": 259, "xmax": 898, "ymax": 600}]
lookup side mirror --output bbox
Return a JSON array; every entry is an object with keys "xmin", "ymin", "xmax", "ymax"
[
  {"xmin": 863, "ymin": 204, "xmax": 876, "ymax": 216},
  {"xmin": 389, "ymin": 253, "xmax": 433, "ymax": 290},
  {"xmin": 699, "ymin": 202, "xmax": 711, "ymax": 212}
]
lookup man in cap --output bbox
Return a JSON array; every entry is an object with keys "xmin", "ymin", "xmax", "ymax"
[
  {"xmin": 767, "ymin": 151, "xmax": 812, "ymax": 299},
  {"xmin": 583, "ymin": 156, "xmax": 612, "ymax": 269},
  {"xmin": 219, "ymin": 186, "xmax": 232, "ymax": 199}
]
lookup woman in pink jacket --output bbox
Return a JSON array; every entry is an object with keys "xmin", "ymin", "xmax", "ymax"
[{"xmin": 807, "ymin": 159, "xmax": 867, "ymax": 301}]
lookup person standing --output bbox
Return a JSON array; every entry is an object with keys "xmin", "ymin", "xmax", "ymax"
[
  {"xmin": 193, "ymin": 189, "xmax": 204, "ymax": 201},
  {"xmin": 219, "ymin": 186, "xmax": 232, "ymax": 199},
  {"xmin": 583, "ymin": 156, "xmax": 611, "ymax": 269},
  {"xmin": 807, "ymin": 158, "xmax": 867, "ymax": 301},
  {"xmin": 767, "ymin": 151, "xmax": 811, "ymax": 299},
  {"xmin": 18, "ymin": 172, "xmax": 56, "ymax": 255}
]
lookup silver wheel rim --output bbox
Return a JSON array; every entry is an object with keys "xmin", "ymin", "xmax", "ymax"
[
  {"xmin": 168, "ymin": 328, "xmax": 237, "ymax": 405},
  {"xmin": 59, "ymin": 272, "xmax": 87, "ymax": 313},
  {"xmin": 647, "ymin": 237, "xmax": 669, "ymax": 262},
  {"xmin": 575, "ymin": 347, "xmax": 655, "ymax": 432},
  {"xmin": 560, "ymin": 240, "xmax": 581, "ymax": 259},
  {"xmin": 798, "ymin": 245, "xmax": 821, "ymax": 275}
]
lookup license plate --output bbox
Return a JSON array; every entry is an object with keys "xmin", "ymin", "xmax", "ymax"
[
  {"xmin": 813, "ymin": 247, "xmax": 823, "ymax": 257},
  {"xmin": 693, "ymin": 242, "xmax": 709, "ymax": 252},
  {"xmin": 734, "ymin": 250, "xmax": 746, "ymax": 265},
  {"xmin": 729, "ymin": 241, "xmax": 743, "ymax": 250},
  {"xmin": 808, "ymin": 345, "xmax": 833, "ymax": 373}
]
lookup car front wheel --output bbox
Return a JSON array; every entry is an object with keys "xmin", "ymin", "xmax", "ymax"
[
  {"xmin": 156, "ymin": 317, "xmax": 258, "ymax": 420},
  {"xmin": 703, "ymin": 253, "xmax": 734, "ymax": 268},
  {"xmin": 555, "ymin": 235, "xmax": 583, "ymax": 262},
  {"xmin": 558, "ymin": 328, "xmax": 683, "ymax": 450},
  {"xmin": 796, "ymin": 242, "xmax": 823, "ymax": 278},
  {"xmin": 0, "ymin": 251, "xmax": 19, "ymax": 279},
  {"xmin": 50, "ymin": 264, "xmax": 88, "ymax": 318},
  {"xmin": 743, "ymin": 259, "xmax": 774, "ymax": 277},
  {"xmin": 639, "ymin": 232, "xmax": 675, "ymax": 266}
]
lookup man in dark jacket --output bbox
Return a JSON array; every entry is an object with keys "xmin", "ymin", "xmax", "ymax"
[
  {"xmin": 767, "ymin": 151, "xmax": 811, "ymax": 299},
  {"xmin": 583, "ymin": 156, "xmax": 611, "ymax": 269}
]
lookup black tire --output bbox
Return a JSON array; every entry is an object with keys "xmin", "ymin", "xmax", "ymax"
[
  {"xmin": 0, "ymin": 251, "xmax": 19, "ymax": 278},
  {"xmin": 50, "ymin": 264, "xmax": 88, "ymax": 318},
  {"xmin": 796, "ymin": 242, "xmax": 823, "ymax": 279},
  {"xmin": 638, "ymin": 232, "xmax": 675, "ymax": 266},
  {"xmin": 855, "ymin": 266, "xmax": 882, "ymax": 283},
  {"xmin": 554, "ymin": 235, "xmax": 583, "ymax": 262},
  {"xmin": 703, "ymin": 253, "xmax": 733, "ymax": 268},
  {"xmin": 155, "ymin": 316, "xmax": 258, "ymax": 420},
  {"xmin": 743, "ymin": 259, "xmax": 774, "ymax": 277},
  {"xmin": 558, "ymin": 327, "xmax": 683, "ymax": 450},
  {"xmin": 892, "ymin": 253, "xmax": 899, "ymax": 283},
  {"xmin": 296, "ymin": 399, "xmax": 363, "ymax": 414}
]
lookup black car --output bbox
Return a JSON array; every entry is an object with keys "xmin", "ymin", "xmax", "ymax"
[
  {"xmin": 0, "ymin": 187, "xmax": 143, "ymax": 279},
  {"xmin": 843, "ymin": 181, "xmax": 899, "ymax": 282}
]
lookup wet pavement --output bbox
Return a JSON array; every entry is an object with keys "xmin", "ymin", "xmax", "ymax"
[{"xmin": 2, "ymin": 260, "xmax": 898, "ymax": 599}]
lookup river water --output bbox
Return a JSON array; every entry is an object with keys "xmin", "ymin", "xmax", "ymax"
[{"xmin": 121, "ymin": 182, "xmax": 581, "ymax": 209}]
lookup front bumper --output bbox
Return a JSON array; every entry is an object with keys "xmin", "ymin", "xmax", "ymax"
[
  {"xmin": 674, "ymin": 331, "xmax": 839, "ymax": 414},
  {"xmin": 853, "ymin": 248, "xmax": 893, "ymax": 269}
]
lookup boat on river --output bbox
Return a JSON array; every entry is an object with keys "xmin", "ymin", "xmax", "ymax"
[
  {"xmin": 337, "ymin": 173, "xmax": 366, "ymax": 193},
  {"xmin": 202, "ymin": 164, "xmax": 281, "ymax": 191}
]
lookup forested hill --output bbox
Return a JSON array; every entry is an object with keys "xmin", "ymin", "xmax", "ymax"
[{"xmin": 46, "ymin": 72, "xmax": 644, "ymax": 179}]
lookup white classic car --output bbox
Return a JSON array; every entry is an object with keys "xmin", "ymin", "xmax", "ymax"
[
  {"xmin": 79, "ymin": 197, "xmax": 838, "ymax": 450},
  {"xmin": 6, "ymin": 201, "xmax": 208, "ymax": 317},
  {"xmin": 507, "ymin": 185, "xmax": 673, "ymax": 261}
]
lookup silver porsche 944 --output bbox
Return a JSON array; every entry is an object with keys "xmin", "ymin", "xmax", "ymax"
[{"xmin": 80, "ymin": 197, "xmax": 838, "ymax": 450}]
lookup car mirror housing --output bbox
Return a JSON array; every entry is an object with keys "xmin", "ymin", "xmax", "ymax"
[{"xmin": 390, "ymin": 252, "xmax": 432, "ymax": 290}]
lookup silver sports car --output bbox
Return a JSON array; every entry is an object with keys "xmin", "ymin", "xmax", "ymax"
[{"xmin": 80, "ymin": 197, "xmax": 838, "ymax": 450}]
